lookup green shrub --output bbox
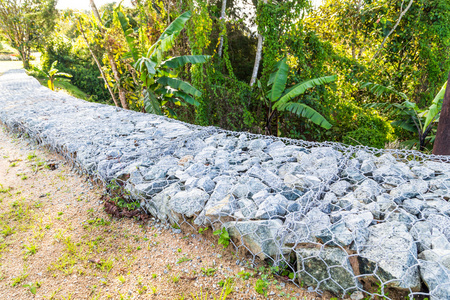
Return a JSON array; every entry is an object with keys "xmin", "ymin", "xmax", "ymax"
[
  {"xmin": 330, "ymin": 101, "xmax": 394, "ymax": 149},
  {"xmin": 41, "ymin": 36, "xmax": 111, "ymax": 103}
]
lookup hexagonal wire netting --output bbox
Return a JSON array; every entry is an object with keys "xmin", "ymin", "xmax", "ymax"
[{"xmin": 1, "ymin": 70, "xmax": 450, "ymax": 299}]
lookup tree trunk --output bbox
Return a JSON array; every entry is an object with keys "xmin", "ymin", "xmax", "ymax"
[
  {"xmin": 432, "ymin": 71, "xmax": 450, "ymax": 155},
  {"xmin": 217, "ymin": 0, "xmax": 227, "ymax": 57},
  {"xmin": 89, "ymin": 0, "xmax": 128, "ymax": 109},
  {"xmin": 19, "ymin": 48, "xmax": 30, "ymax": 69},
  {"xmin": 249, "ymin": 0, "xmax": 267, "ymax": 87},
  {"xmin": 78, "ymin": 18, "xmax": 120, "ymax": 107}
]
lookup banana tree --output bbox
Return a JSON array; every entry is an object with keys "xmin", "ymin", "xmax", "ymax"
[
  {"xmin": 34, "ymin": 61, "xmax": 72, "ymax": 91},
  {"xmin": 362, "ymin": 81, "xmax": 447, "ymax": 151},
  {"xmin": 265, "ymin": 57, "xmax": 336, "ymax": 135},
  {"xmin": 133, "ymin": 11, "xmax": 210, "ymax": 116}
]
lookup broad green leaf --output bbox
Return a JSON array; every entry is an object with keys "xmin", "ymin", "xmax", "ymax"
[
  {"xmin": 55, "ymin": 72, "xmax": 72, "ymax": 78},
  {"xmin": 49, "ymin": 68, "xmax": 58, "ymax": 77},
  {"xmin": 149, "ymin": 33, "xmax": 178, "ymax": 65},
  {"xmin": 391, "ymin": 119, "xmax": 417, "ymax": 133},
  {"xmin": 279, "ymin": 102, "xmax": 332, "ymax": 129},
  {"xmin": 360, "ymin": 82, "xmax": 409, "ymax": 101},
  {"xmin": 403, "ymin": 100, "xmax": 419, "ymax": 111},
  {"xmin": 423, "ymin": 81, "xmax": 447, "ymax": 130},
  {"xmin": 157, "ymin": 76, "xmax": 202, "ymax": 97},
  {"xmin": 144, "ymin": 60, "xmax": 156, "ymax": 75},
  {"xmin": 115, "ymin": 7, "xmax": 139, "ymax": 62},
  {"xmin": 268, "ymin": 58, "xmax": 288, "ymax": 86},
  {"xmin": 158, "ymin": 11, "xmax": 192, "ymax": 41},
  {"xmin": 162, "ymin": 55, "xmax": 210, "ymax": 69},
  {"xmin": 273, "ymin": 75, "xmax": 337, "ymax": 109},
  {"xmin": 50, "ymin": 61, "xmax": 58, "ymax": 70},
  {"xmin": 173, "ymin": 91, "xmax": 200, "ymax": 106},
  {"xmin": 268, "ymin": 57, "xmax": 289, "ymax": 102},
  {"xmin": 136, "ymin": 57, "xmax": 156, "ymax": 76},
  {"xmin": 143, "ymin": 89, "xmax": 162, "ymax": 115}
]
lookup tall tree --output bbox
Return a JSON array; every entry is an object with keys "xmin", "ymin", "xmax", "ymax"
[
  {"xmin": 249, "ymin": 0, "xmax": 267, "ymax": 87},
  {"xmin": 433, "ymin": 71, "xmax": 450, "ymax": 155},
  {"xmin": 217, "ymin": 0, "xmax": 227, "ymax": 57},
  {"xmin": 0, "ymin": 0, "xmax": 57, "ymax": 69},
  {"xmin": 89, "ymin": 0, "xmax": 128, "ymax": 109}
]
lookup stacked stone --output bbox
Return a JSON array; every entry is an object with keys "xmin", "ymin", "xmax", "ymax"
[{"xmin": 1, "ymin": 70, "xmax": 450, "ymax": 299}]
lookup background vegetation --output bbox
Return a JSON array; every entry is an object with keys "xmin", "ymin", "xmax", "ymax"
[{"xmin": 1, "ymin": 0, "xmax": 449, "ymax": 152}]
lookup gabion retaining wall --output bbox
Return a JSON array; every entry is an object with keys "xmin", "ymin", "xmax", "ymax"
[{"xmin": 1, "ymin": 70, "xmax": 450, "ymax": 299}]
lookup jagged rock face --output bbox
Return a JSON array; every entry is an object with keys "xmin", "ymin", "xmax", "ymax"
[{"xmin": 2, "ymin": 70, "xmax": 450, "ymax": 298}]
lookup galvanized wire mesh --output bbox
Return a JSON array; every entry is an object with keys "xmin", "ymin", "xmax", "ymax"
[{"xmin": 1, "ymin": 69, "xmax": 450, "ymax": 299}]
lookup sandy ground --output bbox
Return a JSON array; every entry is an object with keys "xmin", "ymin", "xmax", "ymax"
[{"xmin": 0, "ymin": 125, "xmax": 331, "ymax": 300}]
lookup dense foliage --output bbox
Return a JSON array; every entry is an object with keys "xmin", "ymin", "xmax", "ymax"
[{"xmin": 1, "ymin": 0, "xmax": 449, "ymax": 151}]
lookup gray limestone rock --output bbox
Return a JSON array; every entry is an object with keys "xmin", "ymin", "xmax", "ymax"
[
  {"xmin": 141, "ymin": 182, "xmax": 180, "ymax": 222},
  {"xmin": 135, "ymin": 179, "xmax": 173, "ymax": 196},
  {"xmin": 410, "ymin": 221, "xmax": 434, "ymax": 253},
  {"xmin": 234, "ymin": 176, "xmax": 269, "ymax": 198},
  {"xmin": 419, "ymin": 249, "xmax": 450, "ymax": 269},
  {"xmin": 411, "ymin": 166, "xmax": 435, "ymax": 179},
  {"xmin": 255, "ymin": 194, "xmax": 288, "ymax": 220},
  {"xmin": 402, "ymin": 198, "xmax": 426, "ymax": 216},
  {"xmin": 330, "ymin": 180, "xmax": 352, "ymax": 197},
  {"xmin": 343, "ymin": 210, "xmax": 373, "ymax": 231},
  {"xmin": 358, "ymin": 222, "xmax": 421, "ymax": 291},
  {"xmin": 248, "ymin": 139, "xmax": 269, "ymax": 151},
  {"xmin": 354, "ymin": 179, "xmax": 385, "ymax": 203},
  {"xmin": 224, "ymin": 219, "xmax": 284, "ymax": 259},
  {"xmin": 143, "ymin": 166, "xmax": 167, "ymax": 181},
  {"xmin": 424, "ymin": 161, "xmax": 450, "ymax": 173},
  {"xmin": 373, "ymin": 163, "xmax": 415, "ymax": 183},
  {"xmin": 196, "ymin": 176, "xmax": 216, "ymax": 193},
  {"xmin": 384, "ymin": 209, "xmax": 417, "ymax": 229},
  {"xmin": 284, "ymin": 208, "xmax": 331, "ymax": 245},
  {"xmin": 341, "ymin": 166, "xmax": 365, "ymax": 183},
  {"xmin": 361, "ymin": 160, "xmax": 376, "ymax": 175},
  {"xmin": 316, "ymin": 222, "xmax": 353, "ymax": 246},
  {"xmin": 419, "ymin": 260, "xmax": 450, "ymax": 300},
  {"xmin": 430, "ymin": 228, "xmax": 450, "ymax": 250},
  {"xmin": 169, "ymin": 188, "xmax": 209, "ymax": 219},
  {"xmin": 204, "ymin": 194, "xmax": 238, "ymax": 221},
  {"xmin": 390, "ymin": 179, "xmax": 429, "ymax": 202},
  {"xmin": 247, "ymin": 165, "xmax": 283, "ymax": 189},
  {"xmin": 296, "ymin": 247, "xmax": 362, "ymax": 295},
  {"xmin": 236, "ymin": 198, "xmax": 257, "ymax": 219},
  {"xmin": 284, "ymin": 174, "xmax": 322, "ymax": 191},
  {"xmin": 374, "ymin": 153, "xmax": 397, "ymax": 167}
]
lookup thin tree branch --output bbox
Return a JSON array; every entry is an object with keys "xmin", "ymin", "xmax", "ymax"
[
  {"xmin": 77, "ymin": 18, "xmax": 120, "ymax": 107},
  {"xmin": 371, "ymin": 0, "xmax": 414, "ymax": 61}
]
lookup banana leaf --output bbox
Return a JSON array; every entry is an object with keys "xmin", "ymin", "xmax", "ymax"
[
  {"xmin": 268, "ymin": 57, "xmax": 288, "ymax": 102},
  {"xmin": 162, "ymin": 55, "xmax": 210, "ymax": 69},
  {"xmin": 157, "ymin": 76, "xmax": 202, "ymax": 97},
  {"xmin": 279, "ymin": 102, "xmax": 332, "ymax": 129},
  {"xmin": 158, "ymin": 11, "xmax": 191, "ymax": 41},
  {"xmin": 423, "ymin": 81, "xmax": 447, "ymax": 130},
  {"xmin": 143, "ymin": 89, "xmax": 162, "ymax": 115},
  {"xmin": 273, "ymin": 75, "xmax": 337, "ymax": 110}
]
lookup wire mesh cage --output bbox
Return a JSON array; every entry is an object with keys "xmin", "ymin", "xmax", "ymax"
[{"xmin": 1, "ymin": 69, "xmax": 450, "ymax": 299}]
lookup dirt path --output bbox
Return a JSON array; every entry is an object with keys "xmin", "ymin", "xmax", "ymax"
[{"xmin": 0, "ymin": 127, "xmax": 328, "ymax": 300}]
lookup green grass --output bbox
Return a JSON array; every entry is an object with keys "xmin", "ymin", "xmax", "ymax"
[
  {"xmin": 54, "ymin": 79, "xmax": 89, "ymax": 99},
  {"xmin": 35, "ymin": 77, "xmax": 89, "ymax": 100}
]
